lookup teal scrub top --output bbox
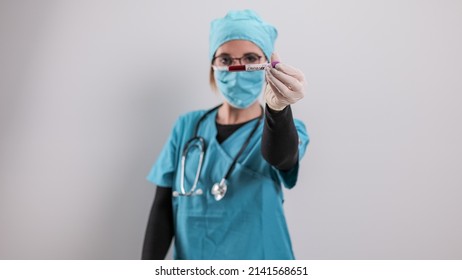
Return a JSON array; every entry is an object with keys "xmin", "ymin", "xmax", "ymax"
[{"xmin": 147, "ymin": 107, "xmax": 309, "ymax": 260}]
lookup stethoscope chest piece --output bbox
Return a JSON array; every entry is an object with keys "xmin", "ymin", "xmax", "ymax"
[{"xmin": 211, "ymin": 179, "xmax": 227, "ymax": 201}]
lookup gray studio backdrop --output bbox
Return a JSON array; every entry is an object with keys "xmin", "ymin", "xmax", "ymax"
[{"xmin": 1, "ymin": 0, "xmax": 461, "ymax": 259}]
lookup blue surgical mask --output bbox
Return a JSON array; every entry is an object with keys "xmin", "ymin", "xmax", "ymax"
[{"xmin": 214, "ymin": 70, "xmax": 265, "ymax": 109}]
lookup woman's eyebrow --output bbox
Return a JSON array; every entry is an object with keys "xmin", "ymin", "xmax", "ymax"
[{"xmin": 215, "ymin": 52, "xmax": 261, "ymax": 57}]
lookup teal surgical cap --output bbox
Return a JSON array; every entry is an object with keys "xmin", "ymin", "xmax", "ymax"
[{"xmin": 209, "ymin": 9, "xmax": 278, "ymax": 62}]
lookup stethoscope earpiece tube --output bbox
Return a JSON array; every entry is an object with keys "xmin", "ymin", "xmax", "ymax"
[
  {"xmin": 174, "ymin": 104, "xmax": 221, "ymax": 198},
  {"xmin": 179, "ymin": 137, "xmax": 205, "ymax": 196}
]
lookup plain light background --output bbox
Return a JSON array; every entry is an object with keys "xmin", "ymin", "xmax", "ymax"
[{"xmin": 1, "ymin": 0, "xmax": 461, "ymax": 259}]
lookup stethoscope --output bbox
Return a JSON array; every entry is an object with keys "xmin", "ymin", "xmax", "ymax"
[{"xmin": 172, "ymin": 104, "xmax": 263, "ymax": 201}]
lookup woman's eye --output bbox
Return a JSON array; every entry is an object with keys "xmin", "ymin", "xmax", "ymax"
[
  {"xmin": 244, "ymin": 55, "xmax": 259, "ymax": 63},
  {"xmin": 219, "ymin": 56, "xmax": 232, "ymax": 65}
]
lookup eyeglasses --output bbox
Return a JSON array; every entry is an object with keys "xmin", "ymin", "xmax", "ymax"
[{"xmin": 212, "ymin": 53, "xmax": 263, "ymax": 67}]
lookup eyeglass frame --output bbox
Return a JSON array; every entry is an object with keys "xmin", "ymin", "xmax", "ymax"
[{"xmin": 212, "ymin": 53, "xmax": 264, "ymax": 67}]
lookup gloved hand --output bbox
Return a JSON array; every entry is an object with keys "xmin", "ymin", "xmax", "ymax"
[{"xmin": 264, "ymin": 53, "xmax": 306, "ymax": 111}]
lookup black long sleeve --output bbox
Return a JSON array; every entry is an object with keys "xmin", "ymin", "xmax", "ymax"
[
  {"xmin": 261, "ymin": 104, "xmax": 299, "ymax": 171},
  {"xmin": 141, "ymin": 186, "xmax": 174, "ymax": 260}
]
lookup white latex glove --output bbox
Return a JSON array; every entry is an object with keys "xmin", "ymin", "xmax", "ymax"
[{"xmin": 264, "ymin": 53, "xmax": 306, "ymax": 111}]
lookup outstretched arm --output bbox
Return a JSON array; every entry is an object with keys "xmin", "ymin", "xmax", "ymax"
[{"xmin": 261, "ymin": 104, "xmax": 299, "ymax": 171}]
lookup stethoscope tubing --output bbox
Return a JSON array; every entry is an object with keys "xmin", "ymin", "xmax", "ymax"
[{"xmin": 176, "ymin": 103, "xmax": 263, "ymax": 199}]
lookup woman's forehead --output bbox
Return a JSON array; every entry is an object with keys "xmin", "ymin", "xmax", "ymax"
[{"xmin": 216, "ymin": 40, "xmax": 264, "ymax": 55}]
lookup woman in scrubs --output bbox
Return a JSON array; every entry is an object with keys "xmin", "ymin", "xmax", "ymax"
[{"xmin": 142, "ymin": 9, "xmax": 309, "ymax": 260}]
